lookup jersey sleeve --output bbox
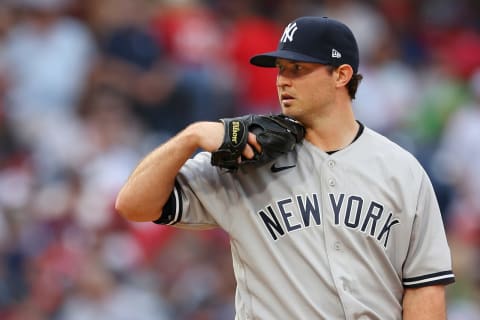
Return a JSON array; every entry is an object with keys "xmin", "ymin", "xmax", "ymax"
[
  {"xmin": 402, "ymin": 170, "xmax": 455, "ymax": 288},
  {"xmin": 154, "ymin": 151, "xmax": 237, "ymax": 231},
  {"xmin": 153, "ymin": 180, "xmax": 183, "ymax": 225}
]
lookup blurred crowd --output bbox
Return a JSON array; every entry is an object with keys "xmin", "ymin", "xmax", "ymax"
[{"xmin": 0, "ymin": 0, "xmax": 479, "ymax": 319}]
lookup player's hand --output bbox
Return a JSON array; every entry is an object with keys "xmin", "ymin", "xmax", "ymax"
[{"xmin": 242, "ymin": 132, "xmax": 262, "ymax": 160}]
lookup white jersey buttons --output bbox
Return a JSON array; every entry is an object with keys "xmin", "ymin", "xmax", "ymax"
[
  {"xmin": 342, "ymin": 279, "xmax": 351, "ymax": 292},
  {"xmin": 328, "ymin": 178, "xmax": 336, "ymax": 187},
  {"xmin": 334, "ymin": 241, "xmax": 342, "ymax": 251},
  {"xmin": 328, "ymin": 160, "xmax": 335, "ymax": 168}
]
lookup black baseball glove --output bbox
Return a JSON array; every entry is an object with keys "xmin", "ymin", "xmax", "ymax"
[{"xmin": 211, "ymin": 114, "xmax": 305, "ymax": 171}]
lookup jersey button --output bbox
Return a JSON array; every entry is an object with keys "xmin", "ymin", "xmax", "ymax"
[
  {"xmin": 334, "ymin": 241, "xmax": 342, "ymax": 251},
  {"xmin": 342, "ymin": 279, "xmax": 351, "ymax": 292},
  {"xmin": 328, "ymin": 160, "xmax": 335, "ymax": 168},
  {"xmin": 328, "ymin": 178, "xmax": 336, "ymax": 187}
]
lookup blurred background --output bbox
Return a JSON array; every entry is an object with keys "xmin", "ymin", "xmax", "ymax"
[{"xmin": 0, "ymin": 0, "xmax": 479, "ymax": 319}]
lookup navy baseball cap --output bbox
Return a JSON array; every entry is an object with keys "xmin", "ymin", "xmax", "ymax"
[{"xmin": 250, "ymin": 16, "xmax": 359, "ymax": 73}]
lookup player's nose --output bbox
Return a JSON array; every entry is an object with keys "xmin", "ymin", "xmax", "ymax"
[{"xmin": 276, "ymin": 73, "xmax": 292, "ymax": 88}]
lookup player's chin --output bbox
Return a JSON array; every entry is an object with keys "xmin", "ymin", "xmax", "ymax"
[
  {"xmin": 281, "ymin": 107, "xmax": 306, "ymax": 124},
  {"xmin": 280, "ymin": 100, "xmax": 294, "ymax": 113},
  {"xmin": 280, "ymin": 102, "xmax": 298, "ymax": 116}
]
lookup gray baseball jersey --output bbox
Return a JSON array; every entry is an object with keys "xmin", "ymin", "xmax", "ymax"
[{"xmin": 155, "ymin": 125, "xmax": 455, "ymax": 319}]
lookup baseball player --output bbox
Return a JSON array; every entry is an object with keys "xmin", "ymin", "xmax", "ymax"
[{"xmin": 116, "ymin": 16, "xmax": 455, "ymax": 319}]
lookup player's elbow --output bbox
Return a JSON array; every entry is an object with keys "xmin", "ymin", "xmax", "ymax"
[
  {"xmin": 115, "ymin": 189, "xmax": 162, "ymax": 222},
  {"xmin": 114, "ymin": 193, "xmax": 134, "ymax": 220}
]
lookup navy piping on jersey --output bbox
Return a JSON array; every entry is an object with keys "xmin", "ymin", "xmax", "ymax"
[
  {"xmin": 403, "ymin": 270, "xmax": 455, "ymax": 288},
  {"xmin": 326, "ymin": 120, "xmax": 364, "ymax": 155},
  {"xmin": 153, "ymin": 181, "xmax": 183, "ymax": 225}
]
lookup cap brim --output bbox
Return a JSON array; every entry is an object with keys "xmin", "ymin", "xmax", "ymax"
[{"xmin": 250, "ymin": 50, "xmax": 330, "ymax": 67}]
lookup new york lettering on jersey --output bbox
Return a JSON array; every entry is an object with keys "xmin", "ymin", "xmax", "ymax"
[{"xmin": 256, "ymin": 192, "xmax": 400, "ymax": 247}]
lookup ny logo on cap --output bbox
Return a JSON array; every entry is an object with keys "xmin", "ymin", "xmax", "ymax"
[
  {"xmin": 332, "ymin": 49, "xmax": 342, "ymax": 58},
  {"xmin": 280, "ymin": 22, "xmax": 298, "ymax": 43}
]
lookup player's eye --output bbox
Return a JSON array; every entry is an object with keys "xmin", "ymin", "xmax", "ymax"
[{"xmin": 294, "ymin": 64, "xmax": 303, "ymax": 71}]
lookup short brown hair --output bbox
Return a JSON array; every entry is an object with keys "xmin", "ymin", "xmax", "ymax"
[{"xmin": 347, "ymin": 73, "xmax": 363, "ymax": 100}]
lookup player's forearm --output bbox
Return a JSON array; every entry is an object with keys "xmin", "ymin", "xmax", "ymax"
[
  {"xmin": 402, "ymin": 285, "xmax": 447, "ymax": 320},
  {"xmin": 115, "ymin": 122, "xmax": 222, "ymax": 222}
]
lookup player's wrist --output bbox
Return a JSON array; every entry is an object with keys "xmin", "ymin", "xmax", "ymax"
[{"xmin": 184, "ymin": 121, "xmax": 224, "ymax": 152}]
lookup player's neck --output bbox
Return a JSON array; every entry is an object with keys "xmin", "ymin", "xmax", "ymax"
[{"xmin": 305, "ymin": 108, "xmax": 359, "ymax": 153}]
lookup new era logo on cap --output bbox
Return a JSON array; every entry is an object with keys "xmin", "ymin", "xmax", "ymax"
[
  {"xmin": 250, "ymin": 16, "xmax": 359, "ymax": 73},
  {"xmin": 332, "ymin": 49, "xmax": 342, "ymax": 58}
]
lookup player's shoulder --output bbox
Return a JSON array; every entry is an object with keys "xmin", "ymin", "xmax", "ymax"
[{"xmin": 359, "ymin": 127, "xmax": 424, "ymax": 171}]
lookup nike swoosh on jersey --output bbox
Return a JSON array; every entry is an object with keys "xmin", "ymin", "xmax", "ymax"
[{"xmin": 270, "ymin": 163, "xmax": 296, "ymax": 173}]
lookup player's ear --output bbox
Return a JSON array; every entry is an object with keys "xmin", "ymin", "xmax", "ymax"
[{"xmin": 335, "ymin": 64, "xmax": 353, "ymax": 88}]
